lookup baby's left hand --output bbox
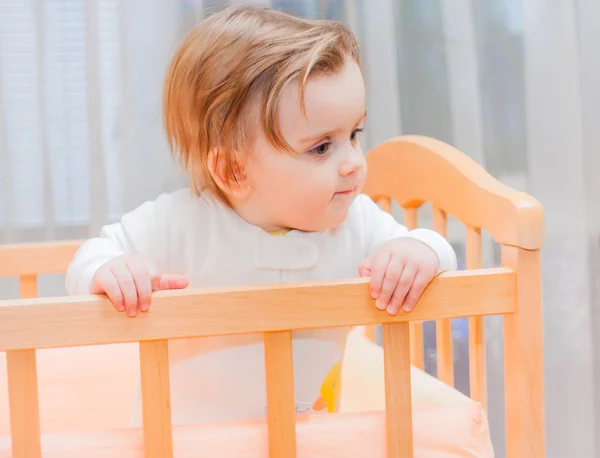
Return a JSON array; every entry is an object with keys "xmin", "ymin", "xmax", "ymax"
[{"xmin": 358, "ymin": 238, "xmax": 439, "ymax": 315}]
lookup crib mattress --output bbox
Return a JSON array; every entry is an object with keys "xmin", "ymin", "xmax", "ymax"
[
  {"xmin": 0, "ymin": 328, "xmax": 494, "ymax": 457},
  {"xmin": 0, "ymin": 406, "xmax": 491, "ymax": 458}
]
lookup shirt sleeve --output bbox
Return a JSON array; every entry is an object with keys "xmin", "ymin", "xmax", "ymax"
[
  {"xmin": 358, "ymin": 194, "xmax": 458, "ymax": 274},
  {"xmin": 65, "ymin": 190, "xmax": 186, "ymax": 295}
]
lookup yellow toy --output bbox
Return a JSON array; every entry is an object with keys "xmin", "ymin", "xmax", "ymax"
[{"xmin": 312, "ymin": 360, "xmax": 342, "ymax": 413}]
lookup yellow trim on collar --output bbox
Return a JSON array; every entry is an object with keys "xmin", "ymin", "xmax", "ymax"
[{"xmin": 269, "ymin": 229, "xmax": 290, "ymax": 237}]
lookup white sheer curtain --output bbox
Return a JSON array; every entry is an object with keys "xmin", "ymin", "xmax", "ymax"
[
  {"xmin": 1, "ymin": 1, "xmax": 598, "ymax": 457},
  {"xmin": 523, "ymin": 2, "xmax": 599, "ymax": 457},
  {"xmin": 0, "ymin": 0, "xmax": 187, "ymax": 244}
]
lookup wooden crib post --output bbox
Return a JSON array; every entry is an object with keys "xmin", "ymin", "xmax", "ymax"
[
  {"xmin": 6, "ymin": 350, "xmax": 42, "ymax": 458},
  {"xmin": 139, "ymin": 339, "xmax": 173, "ymax": 458},
  {"xmin": 6, "ymin": 275, "xmax": 42, "ymax": 458},
  {"xmin": 264, "ymin": 331, "xmax": 297, "ymax": 458},
  {"xmin": 382, "ymin": 322, "xmax": 414, "ymax": 457},
  {"xmin": 501, "ymin": 246, "xmax": 545, "ymax": 458}
]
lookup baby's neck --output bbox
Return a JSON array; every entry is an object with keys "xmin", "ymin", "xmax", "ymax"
[
  {"xmin": 226, "ymin": 194, "xmax": 327, "ymax": 234},
  {"xmin": 228, "ymin": 197, "xmax": 291, "ymax": 233}
]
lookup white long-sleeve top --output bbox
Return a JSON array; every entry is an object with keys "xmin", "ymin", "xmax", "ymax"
[{"xmin": 66, "ymin": 189, "xmax": 457, "ymax": 425}]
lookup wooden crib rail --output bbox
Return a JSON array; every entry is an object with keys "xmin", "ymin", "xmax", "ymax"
[
  {"xmin": 0, "ymin": 240, "xmax": 81, "ymax": 277},
  {"xmin": 0, "ymin": 268, "xmax": 513, "ymax": 458},
  {"xmin": 0, "ymin": 268, "xmax": 513, "ymax": 352},
  {"xmin": 363, "ymin": 135, "xmax": 544, "ymax": 250}
]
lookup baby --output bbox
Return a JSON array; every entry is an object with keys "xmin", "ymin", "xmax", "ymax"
[{"xmin": 66, "ymin": 6, "xmax": 457, "ymax": 424}]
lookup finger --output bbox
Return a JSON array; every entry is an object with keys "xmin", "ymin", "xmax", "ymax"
[
  {"xmin": 148, "ymin": 262, "xmax": 162, "ymax": 292},
  {"xmin": 368, "ymin": 251, "xmax": 391, "ymax": 300},
  {"xmin": 158, "ymin": 274, "xmax": 189, "ymax": 291},
  {"xmin": 110, "ymin": 263, "xmax": 139, "ymax": 318},
  {"xmin": 402, "ymin": 270, "xmax": 434, "ymax": 312},
  {"xmin": 358, "ymin": 266, "xmax": 370, "ymax": 277},
  {"xmin": 358, "ymin": 257, "xmax": 372, "ymax": 277},
  {"xmin": 376, "ymin": 256, "xmax": 405, "ymax": 311},
  {"xmin": 386, "ymin": 266, "xmax": 417, "ymax": 315},
  {"xmin": 126, "ymin": 258, "xmax": 152, "ymax": 313},
  {"xmin": 92, "ymin": 269, "xmax": 125, "ymax": 312}
]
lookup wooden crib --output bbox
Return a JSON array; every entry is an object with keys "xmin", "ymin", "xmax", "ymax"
[{"xmin": 0, "ymin": 135, "xmax": 545, "ymax": 458}]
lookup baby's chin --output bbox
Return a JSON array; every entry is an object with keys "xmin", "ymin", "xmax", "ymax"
[{"xmin": 288, "ymin": 207, "xmax": 352, "ymax": 233}]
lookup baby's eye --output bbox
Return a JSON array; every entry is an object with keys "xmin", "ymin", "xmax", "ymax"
[
  {"xmin": 350, "ymin": 128, "xmax": 364, "ymax": 142},
  {"xmin": 309, "ymin": 142, "xmax": 330, "ymax": 155}
]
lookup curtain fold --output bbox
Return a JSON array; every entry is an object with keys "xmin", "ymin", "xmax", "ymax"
[
  {"xmin": 524, "ymin": 4, "xmax": 594, "ymax": 456},
  {"xmin": 85, "ymin": 0, "xmax": 108, "ymax": 237},
  {"xmin": 0, "ymin": 48, "xmax": 11, "ymax": 241}
]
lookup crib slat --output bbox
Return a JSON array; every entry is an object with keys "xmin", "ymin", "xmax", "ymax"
[
  {"xmin": 377, "ymin": 197, "xmax": 392, "ymax": 214},
  {"xmin": 404, "ymin": 207, "xmax": 424, "ymax": 370},
  {"xmin": 7, "ymin": 275, "xmax": 42, "ymax": 458},
  {"xmin": 382, "ymin": 323, "xmax": 413, "ymax": 457},
  {"xmin": 433, "ymin": 207, "xmax": 454, "ymax": 386},
  {"xmin": 0, "ymin": 241, "xmax": 81, "ymax": 276},
  {"xmin": 6, "ymin": 350, "xmax": 42, "ymax": 458},
  {"xmin": 19, "ymin": 274, "xmax": 38, "ymax": 298},
  {"xmin": 139, "ymin": 339, "xmax": 173, "ymax": 458},
  {"xmin": 466, "ymin": 226, "xmax": 487, "ymax": 409},
  {"xmin": 368, "ymin": 197, "xmax": 395, "ymax": 343},
  {"xmin": 264, "ymin": 331, "xmax": 297, "ymax": 458}
]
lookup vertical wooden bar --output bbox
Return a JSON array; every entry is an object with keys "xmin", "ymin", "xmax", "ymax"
[
  {"xmin": 7, "ymin": 275, "xmax": 42, "ymax": 458},
  {"xmin": 19, "ymin": 274, "xmax": 38, "ymax": 298},
  {"xmin": 264, "ymin": 331, "xmax": 297, "ymax": 458},
  {"xmin": 139, "ymin": 339, "xmax": 173, "ymax": 458},
  {"xmin": 6, "ymin": 350, "xmax": 42, "ymax": 458},
  {"xmin": 405, "ymin": 207, "xmax": 424, "ymax": 370},
  {"xmin": 432, "ymin": 207, "xmax": 454, "ymax": 386},
  {"xmin": 366, "ymin": 196, "xmax": 395, "ymax": 344},
  {"xmin": 403, "ymin": 207, "xmax": 418, "ymax": 229},
  {"xmin": 382, "ymin": 323, "xmax": 413, "ymax": 458},
  {"xmin": 466, "ymin": 226, "xmax": 487, "ymax": 409},
  {"xmin": 501, "ymin": 246, "xmax": 545, "ymax": 458}
]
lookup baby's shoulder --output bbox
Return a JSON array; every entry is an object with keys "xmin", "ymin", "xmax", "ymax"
[
  {"xmin": 150, "ymin": 188, "xmax": 222, "ymax": 218},
  {"xmin": 122, "ymin": 188, "xmax": 230, "ymax": 236},
  {"xmin": 153, "ymin": 187, "xmax": 203, "ymax": 210}
]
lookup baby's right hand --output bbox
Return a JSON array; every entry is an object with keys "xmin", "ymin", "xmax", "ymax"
[{"xmin": 90, "ymin": 254, "xmax": 189, "ymax": 317}]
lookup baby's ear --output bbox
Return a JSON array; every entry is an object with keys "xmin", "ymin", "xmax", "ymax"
[{"xmin": 207, "ymin": 149, "xmax": 249, "ymax": 197}]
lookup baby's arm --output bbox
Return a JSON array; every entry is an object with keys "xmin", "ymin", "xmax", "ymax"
[
  {"xmin": 66, "ymin": 192, "xmax": 189, "ymax": 317},
  {"xmin": 357, "ymin": 195, "xmax": 458, "ymax": 315}
]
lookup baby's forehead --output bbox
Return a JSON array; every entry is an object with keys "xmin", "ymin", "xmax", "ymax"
[
  {"xmin": 277, "ymin": 61, "xmax": 366, "ymax": 139},
  {"xmin": 239, "ymin": 59, "xmax": 365, "ymax": 153}
]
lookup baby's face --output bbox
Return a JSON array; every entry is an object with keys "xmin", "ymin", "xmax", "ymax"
[{"xmin": 238, "ymin": 58, "xmax": 367, "ymax": 232}]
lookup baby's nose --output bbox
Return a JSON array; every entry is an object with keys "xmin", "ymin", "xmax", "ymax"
[{"xmin": 340, "ymin": 159, "xmax": 364, "ymax": 177}]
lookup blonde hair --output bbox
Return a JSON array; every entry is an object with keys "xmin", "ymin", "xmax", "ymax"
[{"xmin": 163, "ymin": 5, "xmax": 361, "ymax": 204}]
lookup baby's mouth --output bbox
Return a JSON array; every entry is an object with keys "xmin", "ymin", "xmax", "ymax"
[{"xmin": 334, "ymin": 186, "xmax": 356, "ymax": 197}]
